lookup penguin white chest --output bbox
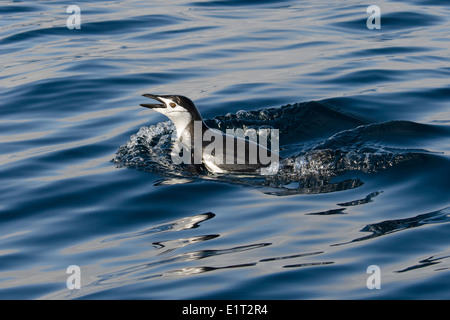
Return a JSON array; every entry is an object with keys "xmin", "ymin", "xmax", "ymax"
[{"xmin": 202, "ymin": 154, "xmax": 226, "ymax": 174}]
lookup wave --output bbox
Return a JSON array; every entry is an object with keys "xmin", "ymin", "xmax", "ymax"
[{"xmin": 113, "ymin": 100, "xmax": 444, "ymax": 194}]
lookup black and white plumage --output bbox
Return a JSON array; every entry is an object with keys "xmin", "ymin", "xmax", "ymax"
[{"xmin": 140, "ymin": 94, "xmax": 279, "ymax": 175}]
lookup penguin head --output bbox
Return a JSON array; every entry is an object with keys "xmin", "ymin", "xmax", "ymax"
[
  {"xmin": 140, "ymin": 94, "xmax": 203, "ymax": 138},
  {"xmin": 140, "ymin": 94, "xmax": 202, "ymax": 122}
]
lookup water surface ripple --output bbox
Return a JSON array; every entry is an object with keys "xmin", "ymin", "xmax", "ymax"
[{"xmin": 0, "ymin": 0, "xmax": 449, "ymax": 299}]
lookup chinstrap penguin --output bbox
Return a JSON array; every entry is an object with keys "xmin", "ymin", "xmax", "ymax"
[{"xmin": 140, "ymin": 94, "xmax": 279, "ymax": 175}]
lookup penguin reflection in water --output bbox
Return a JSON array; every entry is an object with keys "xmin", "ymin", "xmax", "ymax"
[{"xmin": 140, "ymin": 94, "xmax": 279, "ymax": 175}]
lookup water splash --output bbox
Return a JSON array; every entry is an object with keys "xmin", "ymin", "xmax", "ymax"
[{"xmin": 113, "ymin": 101, "xmax": 433, "ymax": 194}]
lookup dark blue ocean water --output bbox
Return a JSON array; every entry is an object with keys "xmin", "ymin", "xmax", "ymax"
[{"xmin": 1, "ymin": 0, "xmax": 449, "ymax": 300}]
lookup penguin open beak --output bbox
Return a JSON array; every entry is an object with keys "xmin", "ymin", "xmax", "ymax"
[{"xmin": 140, "ymin": 94, "xmax": 166, "ymax": 109}]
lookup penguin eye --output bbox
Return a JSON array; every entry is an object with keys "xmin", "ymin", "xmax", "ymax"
[{"xmin": 169, "ymin": 102, "xmax": 176, "ymax": 108}]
